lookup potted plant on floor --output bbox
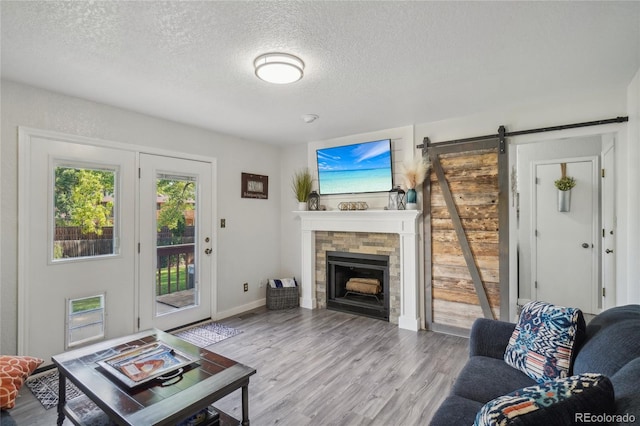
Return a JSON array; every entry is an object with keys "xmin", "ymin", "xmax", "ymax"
[
  {"xmin": 554, "ymin": 163, "xmax": 576, "ymax": 212},
  {"xmin": 291, "ymin": 168, "xmax": 313, "ymax": 210}
]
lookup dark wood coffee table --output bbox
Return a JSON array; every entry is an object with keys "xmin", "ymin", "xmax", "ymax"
[{"xmin": 52, "ymin": 329, "xmax": 256, "ymax": 425}]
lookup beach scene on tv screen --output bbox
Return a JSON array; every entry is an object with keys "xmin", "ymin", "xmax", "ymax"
[{"xmin": 317, "ymin": 139, "xmax": 393, "ymax": 194}]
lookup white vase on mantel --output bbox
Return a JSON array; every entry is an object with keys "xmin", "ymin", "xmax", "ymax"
[{"xmin": 298, "ymin": 201, "xmax": 308, "ymax": 211}]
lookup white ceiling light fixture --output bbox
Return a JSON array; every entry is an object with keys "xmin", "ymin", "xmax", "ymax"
[{"xmin": 254, "ymin": 52, "xmax": 304, "ymax": 84}]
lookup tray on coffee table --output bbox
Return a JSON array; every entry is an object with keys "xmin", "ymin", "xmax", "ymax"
[{"xmin": 97, "ymin": 341, "xmax": 196, "ymax": 388}]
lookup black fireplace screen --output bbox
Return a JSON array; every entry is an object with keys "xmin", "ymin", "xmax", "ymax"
[{"xmin": 326, "ymin": 251, "xmax": 390, "ymax": 321}]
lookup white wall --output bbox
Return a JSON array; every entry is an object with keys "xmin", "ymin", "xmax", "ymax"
[
  {"xmin": 279, "ymin": 143, "xmax": 307, "ymax": 280},
  {"xmin": 624, "ymin": 67, "xmax": 640, "ymax": 305},
  {"xmin": 0, "ymin": 80, "xmax": 283, "ymax": 354}
]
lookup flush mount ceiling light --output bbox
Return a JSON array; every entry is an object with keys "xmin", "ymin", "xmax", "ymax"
[{"xmin": 254, "ymin": 52, "xmax": 304, "ymax": 84}]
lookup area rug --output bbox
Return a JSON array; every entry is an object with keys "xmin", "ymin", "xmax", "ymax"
[
  {"xmin": 173, "ymin": 322, "xmax": 242, "ymax": 348},
  {"xmin": 26, "ymin": 369, "xmax": 83, "ymax": 410}
]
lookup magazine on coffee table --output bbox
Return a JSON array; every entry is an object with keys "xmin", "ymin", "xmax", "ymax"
[{"xmin": 97, "ymin": 342, "xmax": 196, "ymax": 388}]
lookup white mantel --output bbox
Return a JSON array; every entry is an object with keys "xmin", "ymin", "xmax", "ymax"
[{"xmin": 295, "ymin": 210, "xmax": 422, "ymax": 331}]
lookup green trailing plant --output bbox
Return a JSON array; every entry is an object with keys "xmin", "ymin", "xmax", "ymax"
[
  {"xmin": 291, "ymin": 168, "xmax": 313, "ymax": 202},
  {"xmin": 554, "ymin": 176, "xmax": 576, "ymax": 191}
]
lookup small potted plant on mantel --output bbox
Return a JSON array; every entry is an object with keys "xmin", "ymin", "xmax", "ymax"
[
  {"xmin": 554, "ymin": 163, "xmax": 576, "ymax": 212},
  {"xmin": 402, "ymin": 155, "xmax": 430, "ymax": 210},
  {"xmin": 291, "ymin": 168, "xmax": 313, "ymax": 211}
]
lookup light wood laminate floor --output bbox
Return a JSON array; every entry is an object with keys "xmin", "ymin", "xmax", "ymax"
[{"xmin": 9, "ymin": 307, "xmax": 469, "ymax": 425}]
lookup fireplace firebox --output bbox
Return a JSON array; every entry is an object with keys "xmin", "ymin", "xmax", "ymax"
[{"xmin": 326, "ymin": 251, "xmax": 389, "ymax": 321}]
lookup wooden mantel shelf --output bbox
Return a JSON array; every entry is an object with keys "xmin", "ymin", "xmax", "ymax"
[
  {"xmin": 294, "ymin": 209, "xmax": 422, "ymax": 234},
  {"xmin": 295, "ymin": 209, "xmax": 423, "ymax": 331}
]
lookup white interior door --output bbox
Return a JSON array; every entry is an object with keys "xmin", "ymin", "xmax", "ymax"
[
  {"xmin": 19, "ymin": 131, "xmax": 136, "ymax": 362},
  {"xmin": 138, "ymin": 154, "xmax": 214, "ymax": 331},
  {"xmin": 532, "ymin": 158, "xmax": 599, "ymax": 314}
]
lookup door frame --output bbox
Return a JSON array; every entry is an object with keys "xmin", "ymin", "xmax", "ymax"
[
  {"xmin": 529, "ymin": 156, "xmax": 600, "ymax": 314},
  {"xmin": 601, "ymin": 138, "xmax": 616, "ymax": 310},
  {"xmin": 18, "ymin": 127, "xmax": 218, "ymax": 354},
  {"xmin": 508, "ymin": 124, "xmax": 622, "ymax": 320}
]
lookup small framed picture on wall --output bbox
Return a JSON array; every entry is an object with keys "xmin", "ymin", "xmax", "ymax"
[{"xmin": 241, "ymin": 173, "xmax": 268, "ymax": 199}]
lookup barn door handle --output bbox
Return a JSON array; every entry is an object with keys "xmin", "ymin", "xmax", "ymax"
[
  {"xmin": 581, "ymin": 243, "xmax": 589, "ymax": 248},
  {"xmin": 605, "ymin": 249, "xmax": 614, "ymax": 254}
]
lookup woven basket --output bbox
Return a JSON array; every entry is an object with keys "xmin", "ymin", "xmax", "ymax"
[{"xmin": 266, "ymin": 285, "xmax": 299, "ymax": 310}]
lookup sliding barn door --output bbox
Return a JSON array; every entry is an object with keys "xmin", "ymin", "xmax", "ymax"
[{"xmin": 425, "ymin": 138, "xmax": 508, "ymax": 333}]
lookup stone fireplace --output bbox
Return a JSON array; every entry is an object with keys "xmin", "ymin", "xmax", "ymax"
[{"xmin": 296, "ymin": 210, "xmax": 422, "ymax": 331}]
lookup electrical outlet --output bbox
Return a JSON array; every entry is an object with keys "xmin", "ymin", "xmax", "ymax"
[
  {"xmin": 258, "ymin": 280, "xmax": 264, "ymax": 288},
  {"xmin": 243, "ymin": 282, "xmax": 248, "ymax": 292}
]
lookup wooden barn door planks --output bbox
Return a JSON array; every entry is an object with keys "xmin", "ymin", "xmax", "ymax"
[{"xmin": 424, "ymin": 138, "xmax": 509, "ymax": 333}]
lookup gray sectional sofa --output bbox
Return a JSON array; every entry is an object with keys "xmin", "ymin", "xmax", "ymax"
[{"xmin": 430, "ymin": 304, "xmax": 640, "ymax": 425}]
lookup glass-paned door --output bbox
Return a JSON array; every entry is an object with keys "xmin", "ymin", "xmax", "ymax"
[
  {"xmin": 139, "ymin": 154, "xmax": 214, "ymax": 331},
  {"xmin": 19, "ymin": 132, "xmax": 136, "ymax": 363}
]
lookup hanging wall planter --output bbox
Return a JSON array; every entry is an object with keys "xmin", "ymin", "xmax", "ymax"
[
  {"xmin": 554, "ymin": 163, "xmax": 576, "ymax": 212},
  {"xmin": 557, "ymin": 189, "xmax": 571, "ymax": 212}
]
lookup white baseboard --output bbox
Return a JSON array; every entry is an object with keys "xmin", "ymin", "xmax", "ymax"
[{"xmin": 214, "ymin": 298, "xmax": 266, "ymax": 321}]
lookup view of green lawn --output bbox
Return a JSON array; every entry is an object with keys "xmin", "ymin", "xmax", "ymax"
[
  {"xmin": 157, "ymin": 264, "xmax": 189, "ymax": 295},
  {"xmin": 71, "ymin": 295, "xmax": 103, "ymax": 313}
]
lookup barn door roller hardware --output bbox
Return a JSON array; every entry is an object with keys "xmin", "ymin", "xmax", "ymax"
[{"xmin": 417, "ymin": 116, "xmax": 629, "ymax": 153}]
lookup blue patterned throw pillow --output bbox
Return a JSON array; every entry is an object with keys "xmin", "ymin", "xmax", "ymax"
[
  {"xmin": 474, "ymin": 373, "xmax": 614, "ymax": 426},
  {"xmin": 504, "ymin": 301, "xmax": 584, "ymax": 383}
]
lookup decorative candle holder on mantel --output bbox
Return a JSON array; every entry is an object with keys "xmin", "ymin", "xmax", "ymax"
[
  {"xmin": 388, "ymin": 185, "xmax": 406, "ymax": 210},
  {"xmin": 307, "ymin": 191, "xmax": 320, "ymax": 211}
]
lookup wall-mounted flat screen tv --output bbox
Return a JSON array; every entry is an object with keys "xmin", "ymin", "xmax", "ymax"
[{"xmin": 316, "ymin": 139, "xmax": 393, "ymax": 195}]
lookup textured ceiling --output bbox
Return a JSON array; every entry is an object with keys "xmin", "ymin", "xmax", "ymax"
[{"xmin": 2, "ymin": 1, "xmax": 640, "ymax": 146}]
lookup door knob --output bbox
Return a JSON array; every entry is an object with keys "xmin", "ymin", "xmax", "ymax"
[
  {"xmin": 204, "ymin": 248, "xmax": 212, "ymax": 255},
  {"xmin": 605, "ymin": 249, "xmax": 614, "ymax": 254},
  {"xmin": 581, "ymin": 243, "xmax": 589, "ymax": 248}
]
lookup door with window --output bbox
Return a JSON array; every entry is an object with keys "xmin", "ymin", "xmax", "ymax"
[
  {"xmin": 138, "ymin": 154, "xmax": 214, "ymax": 331},
  {"xmin": 20, "ymin": 130, "xmax": 216, "ymax": 363},
  {"xmin": 20, "ymin": 132, "xmax": 136, "ymax": 362}
]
